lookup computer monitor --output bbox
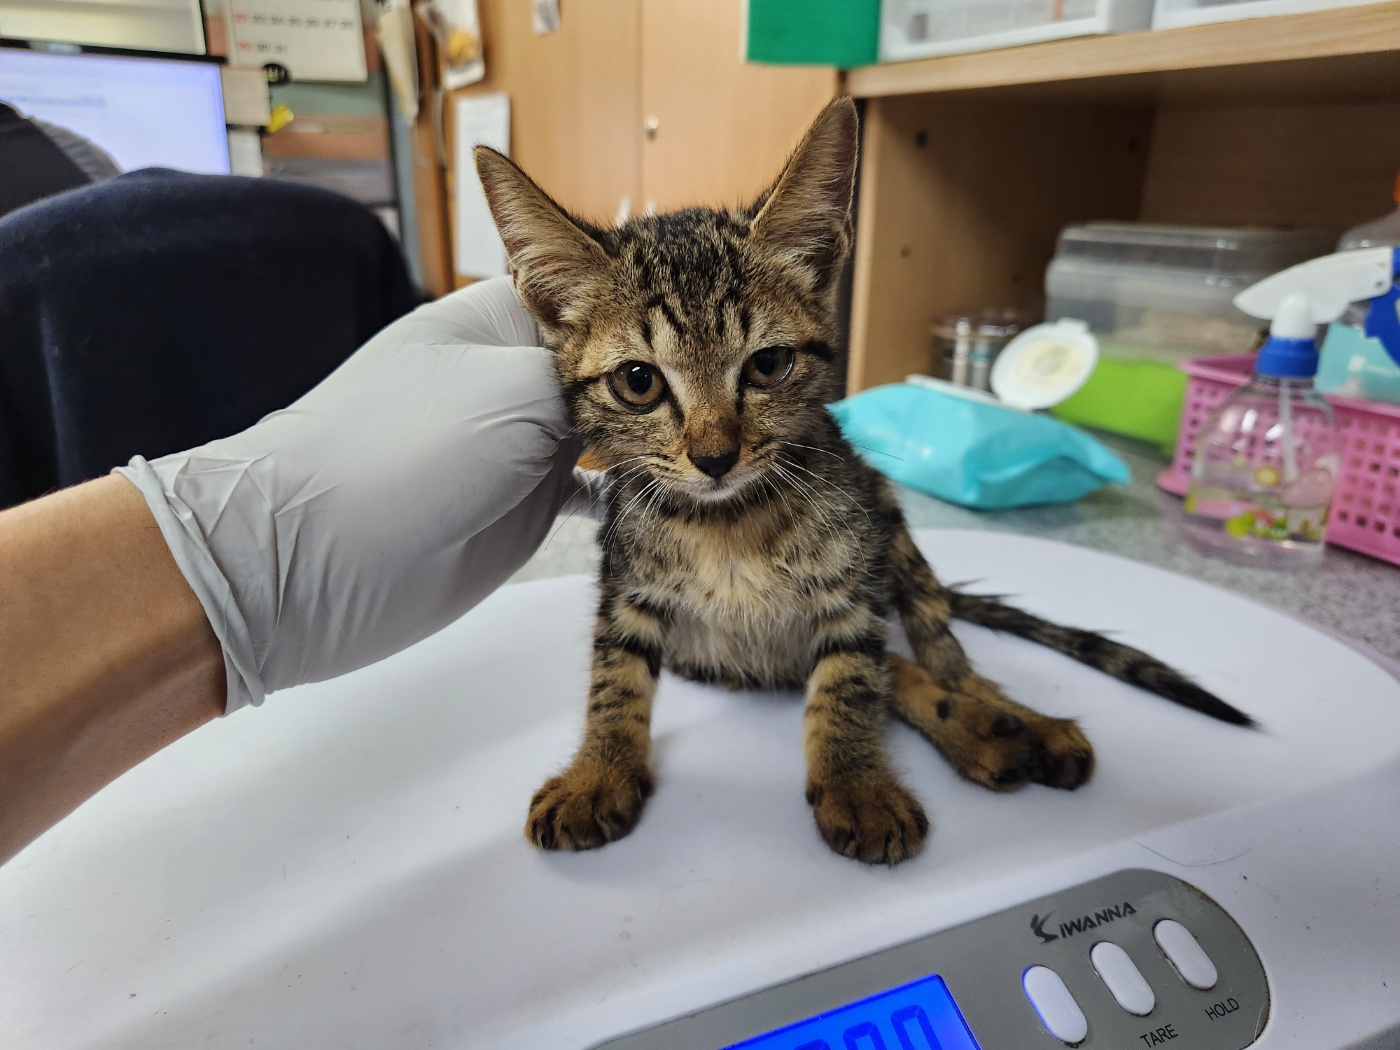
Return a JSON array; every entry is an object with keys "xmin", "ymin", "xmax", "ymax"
[{"xmin": 0, "ymin": 47, "xmax": 230, "ymax": 175}]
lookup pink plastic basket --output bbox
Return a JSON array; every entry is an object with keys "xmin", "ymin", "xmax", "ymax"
[{"xmin": 1157, "ymin": 355, "xmax": 1400, "ymax": 567}]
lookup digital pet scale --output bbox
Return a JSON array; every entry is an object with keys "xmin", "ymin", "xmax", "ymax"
[{"xmin": 4, "ymin": 531, "xmax": 1400, "ymax": 1049}]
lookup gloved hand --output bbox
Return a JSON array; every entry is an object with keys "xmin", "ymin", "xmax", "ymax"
[{"xmin": 118, "ymin": 276, "xmax": 585, "ymax": 714}]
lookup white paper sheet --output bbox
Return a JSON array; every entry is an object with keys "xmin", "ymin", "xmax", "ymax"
[
  {"xmin": 219, "ymin": 66, "xmax": 272, "ymax": 127},
  {"xmin": 453, "ymin": 92, "xmax": 511, "ymax": 279},
  {"xmin": 227, "ymin": 0, "xmax": 367, "ymax": 83},
  {"xmin": 419, "ymin": 0, "xmax": 486, "ymax": 90},
  {"xmin": 532, "ymin": 0, "xmax": 562, "ymax": 34},
  {"xmin": 375, "ymin": 0, "xmax": 419, "ymax": 123},
  {"xmin": 226, "ymin": 129, "xmax": 264, "ymax": 176}
]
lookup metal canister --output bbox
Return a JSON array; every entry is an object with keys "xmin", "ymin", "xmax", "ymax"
[{"xmin": 931, "ymin": 309, "xmax": 1031, "ymax": 391}]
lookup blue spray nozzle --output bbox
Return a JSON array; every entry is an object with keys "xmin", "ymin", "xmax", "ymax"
[
  {"xmin": 1362, "ymin": 247, "xmax": 1400, "ymax": 368},
  {"xmin": 1255, "ymin": 336, "xmax": 1320, "ymax": 378}
]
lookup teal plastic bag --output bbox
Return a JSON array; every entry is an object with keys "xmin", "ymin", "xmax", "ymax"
[{"xmin": 828, "ymin": 383, "xmax": 1130, "ymax": 510}]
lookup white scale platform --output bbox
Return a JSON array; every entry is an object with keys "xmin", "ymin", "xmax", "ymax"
[{"xmin": 4, "ymin": 531, "xmax": 1400, "ymax": 1049}]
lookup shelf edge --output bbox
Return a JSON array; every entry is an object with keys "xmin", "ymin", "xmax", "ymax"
[{"xmin": 846, "ymin": 2, "xmax": 1400, "ymax": 98}]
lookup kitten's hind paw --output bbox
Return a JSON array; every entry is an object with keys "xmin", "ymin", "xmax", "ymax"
[
  {"xmin": 807, "ymin": 776, "xmax": 929, "ymax": 865},
  {"xmin": 526, "ymin": 758, "xmax": 654, "ymax": 851},
  {"xmin": 889, "ymin": 657, "xmax": 1095, "ymax": 793},
  {"xmin": 1024, "ymin": 715, "xmax": 1094, "ymax": 790},
  {"xmin": 956, "ymin": 674, "xmax": 1094, "ymax": 791}
]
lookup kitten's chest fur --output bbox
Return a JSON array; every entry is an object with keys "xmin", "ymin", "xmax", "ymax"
[{"xmin": 607, "ymin": 474, "xmax": 882, "ymax": 690}]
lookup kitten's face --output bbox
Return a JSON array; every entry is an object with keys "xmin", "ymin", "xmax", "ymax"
[
  {"xmin": 476, "ymin": 98, "xmax": 859, "ymax": 505},
  {"xmin": 531, "ymin": 207, "xmax": 844, "ymax": 503}
]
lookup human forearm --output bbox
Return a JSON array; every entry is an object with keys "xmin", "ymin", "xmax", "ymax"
[
  {"xmin": 0, "ymin": 475, "xmax": 223, "ymax": 864},
  {"xmin": 0, "ymin": 279, "xmax": 577, "ymax": 862}
]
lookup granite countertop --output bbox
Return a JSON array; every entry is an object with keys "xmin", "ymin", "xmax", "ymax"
[{"xmin": 512, "ymin": 436, "xmax": 1400, "ymax": 661}]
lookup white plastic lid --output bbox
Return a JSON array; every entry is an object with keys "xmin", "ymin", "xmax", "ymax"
[{"xmin": 990, "ymin": 318, "xmax": 1098, "ymax": 410}]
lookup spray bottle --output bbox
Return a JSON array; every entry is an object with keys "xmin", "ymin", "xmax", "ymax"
[{"xmin": 1182, "ymin": 247, "xmax": 1400, "ymax": 566}]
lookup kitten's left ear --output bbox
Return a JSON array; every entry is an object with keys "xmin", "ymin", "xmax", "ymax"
[{"xmin": 750, "ymin": 97, "xmax": 859, "ymax": 294}]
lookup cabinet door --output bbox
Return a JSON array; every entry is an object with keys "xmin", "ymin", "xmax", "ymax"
[{"xmin": 639, "ymin": 0, "xmax": 837, "ymax": 213}]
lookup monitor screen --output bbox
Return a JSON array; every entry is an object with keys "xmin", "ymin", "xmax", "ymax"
[{"xmin": 0, "ymin": 47, "xmax": 229, "ymax": 175}]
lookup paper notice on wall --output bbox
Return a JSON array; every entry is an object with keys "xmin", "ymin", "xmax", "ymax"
[
  {"xmin": 532, "ymin": 0, "xmax": 562, "ymax": 35},
  {"xmin": 453, "ymin": 92, "xmax": 511, "ymax": 279},
  {"xmin": 227, "ymin": 0, "xmax": 367, "ymax": 83},
  {"xmin": 375, "ymin": 0, "xmax": 420, "ymax": 123},
  {"xmin": 220, "ymin": 66, "xmax": 272, "ymax": 126},
  {"xmin": 418, "ymin": 0, "xmax": 485, "ymax": 92},
  {"xmin": 226, "ymin": 129, "xmax": 265, "ymax": 176}
]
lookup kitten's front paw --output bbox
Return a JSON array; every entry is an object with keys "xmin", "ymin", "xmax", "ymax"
[
  {"xmin": 526, "ymin": 758, "xmax": 654, "ymax": 851},
  {"xmin": 806, "ymin": 776, "xmax": 928, "ymax": 865}
]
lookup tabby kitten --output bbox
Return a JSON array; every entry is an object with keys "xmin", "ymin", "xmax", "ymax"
[{"xmin": 475, "ymin": 98, "xmax": 1251, "ymax": 866}]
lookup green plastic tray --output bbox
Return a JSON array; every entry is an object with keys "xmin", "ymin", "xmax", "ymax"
[{"xmin": 1050, "ymin": 358, "xmax": 1188, "ymax": 454}]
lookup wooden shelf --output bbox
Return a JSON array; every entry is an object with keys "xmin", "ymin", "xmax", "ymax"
[
  {"xmin": 842, "ymin": 2, "xmax": 1400, "ymax": 398},
  {"xmin": 845, "ymin": 2, "xmax": 1400, "ymax": 101}
]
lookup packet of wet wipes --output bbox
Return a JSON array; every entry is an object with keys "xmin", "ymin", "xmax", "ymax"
[{"xmin": 828, "ymin": 381, "xmax": 1129, "ymax": 510}]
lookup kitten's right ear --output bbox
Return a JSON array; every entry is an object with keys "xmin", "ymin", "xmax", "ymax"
[{"xmin": 474, "ymin": 146, "xmax": 610, "ymax": 329}]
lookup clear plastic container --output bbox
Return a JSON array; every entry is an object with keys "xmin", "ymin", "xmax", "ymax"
[
  {"xmin": 1339, "ymin": 201, "xmax": 1400, "ymax": 251},
  {"xmin": 1154, "ymin": 0, "xmax": 1389, "ymax": 33},
  {"xmin": 1182, "ymin": 373, "xmax": 1342, "ymax": 567},
  {"xmin": 1044, "ymin": 223, "xmax": 1333, "ymax": 448},
  {"xmin": 1045, "ymin": 223, "xmax": 1333, "ymax": 364},
  {"xmin": 1335, "ymin": 174, "xmax": 1400, "ymax": 309},
  {"xmin": 880, "ymin": 0, "xmax": 1152, "ymax": 61}
]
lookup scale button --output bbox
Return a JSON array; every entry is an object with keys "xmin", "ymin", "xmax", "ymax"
[
  {"xmin": 1154, "ymin": 919, "xmax": 1219, "ymax": 990},
  {"xmin": 1090, "ymin": 941, "xmax": 1156, "ymax": 1015},
  {"xmin": 1023, "ymin": 965, "xmax": 1088, "ymax": 1044}
]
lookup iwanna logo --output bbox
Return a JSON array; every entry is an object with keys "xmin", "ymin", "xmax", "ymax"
[{"xmin": 1031, "ymin": 902, "xmax": 1137, "ymax": 943}]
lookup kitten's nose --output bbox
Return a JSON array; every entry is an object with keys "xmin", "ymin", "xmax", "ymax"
[{"xmin": 689, "ymin": 449, "xmax": 739, "ymax": 479}]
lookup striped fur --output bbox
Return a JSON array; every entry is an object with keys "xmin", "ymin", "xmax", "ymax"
[
  {"xmin": 477, "ymin": 98, "xmax": 1251, "ymax": 866},
  {"xmin": 947, "ymin": 592, "xmax": 1254, "ymax": 726}
]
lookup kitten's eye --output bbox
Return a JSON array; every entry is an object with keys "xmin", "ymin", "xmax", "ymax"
[
  {"xmin": 741, "ymin": 346, "xmax": 795, "ymax": 388},
  {"xmin": 607, "ymin": 361, "xmax": 667, "ymax": 410}
]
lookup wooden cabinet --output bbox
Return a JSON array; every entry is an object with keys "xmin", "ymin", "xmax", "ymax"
[
  {"xmin": 638, "ymin": 0, "xmax": 836, "ymax": 213},
  {"xmin": 447, "ymin": 0, "xmax": 642, "ymax": 227},
  {"xmin": 845, "ymin": 2, "xmax": 1400, "ymax": 392},
  {"xmin": 435, "ymin": 0, "xmax": 836, "ymax": 285}
]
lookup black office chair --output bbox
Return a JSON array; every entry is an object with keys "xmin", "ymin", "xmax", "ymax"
[
  {"xmin": 0, "ymin": 168, "xmax": 421, "ymax": 508},
  {"xmin": 0, "ymin": 101, "xmax": 95, "ymax": 217}
]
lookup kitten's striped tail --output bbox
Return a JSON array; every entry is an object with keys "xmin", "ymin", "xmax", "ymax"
[{"xmin": 948, "ymin": 590, "xmax": 1256, "ymax": 728}]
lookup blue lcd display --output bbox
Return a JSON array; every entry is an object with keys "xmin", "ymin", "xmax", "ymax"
[{"xmin": 723, "ymin": 974, "xmax": 981, "ymax": 1050}]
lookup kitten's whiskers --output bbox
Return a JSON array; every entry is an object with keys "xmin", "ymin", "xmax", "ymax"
[
  {"xmin": 606, "ymin": 477, "xmax": 665, "ymax": 546},
  {"xmin": 779, "ymin": 440, "xmax": 845, "ymax": 462},
  {"xmin": 782, "ymin": 456, "xmax": 875, "ymax": 533}
]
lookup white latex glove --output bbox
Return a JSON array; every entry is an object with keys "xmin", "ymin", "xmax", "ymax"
[{"xmin": 118, "ymin": 277, "xmax": 588, "ymax": 714}]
